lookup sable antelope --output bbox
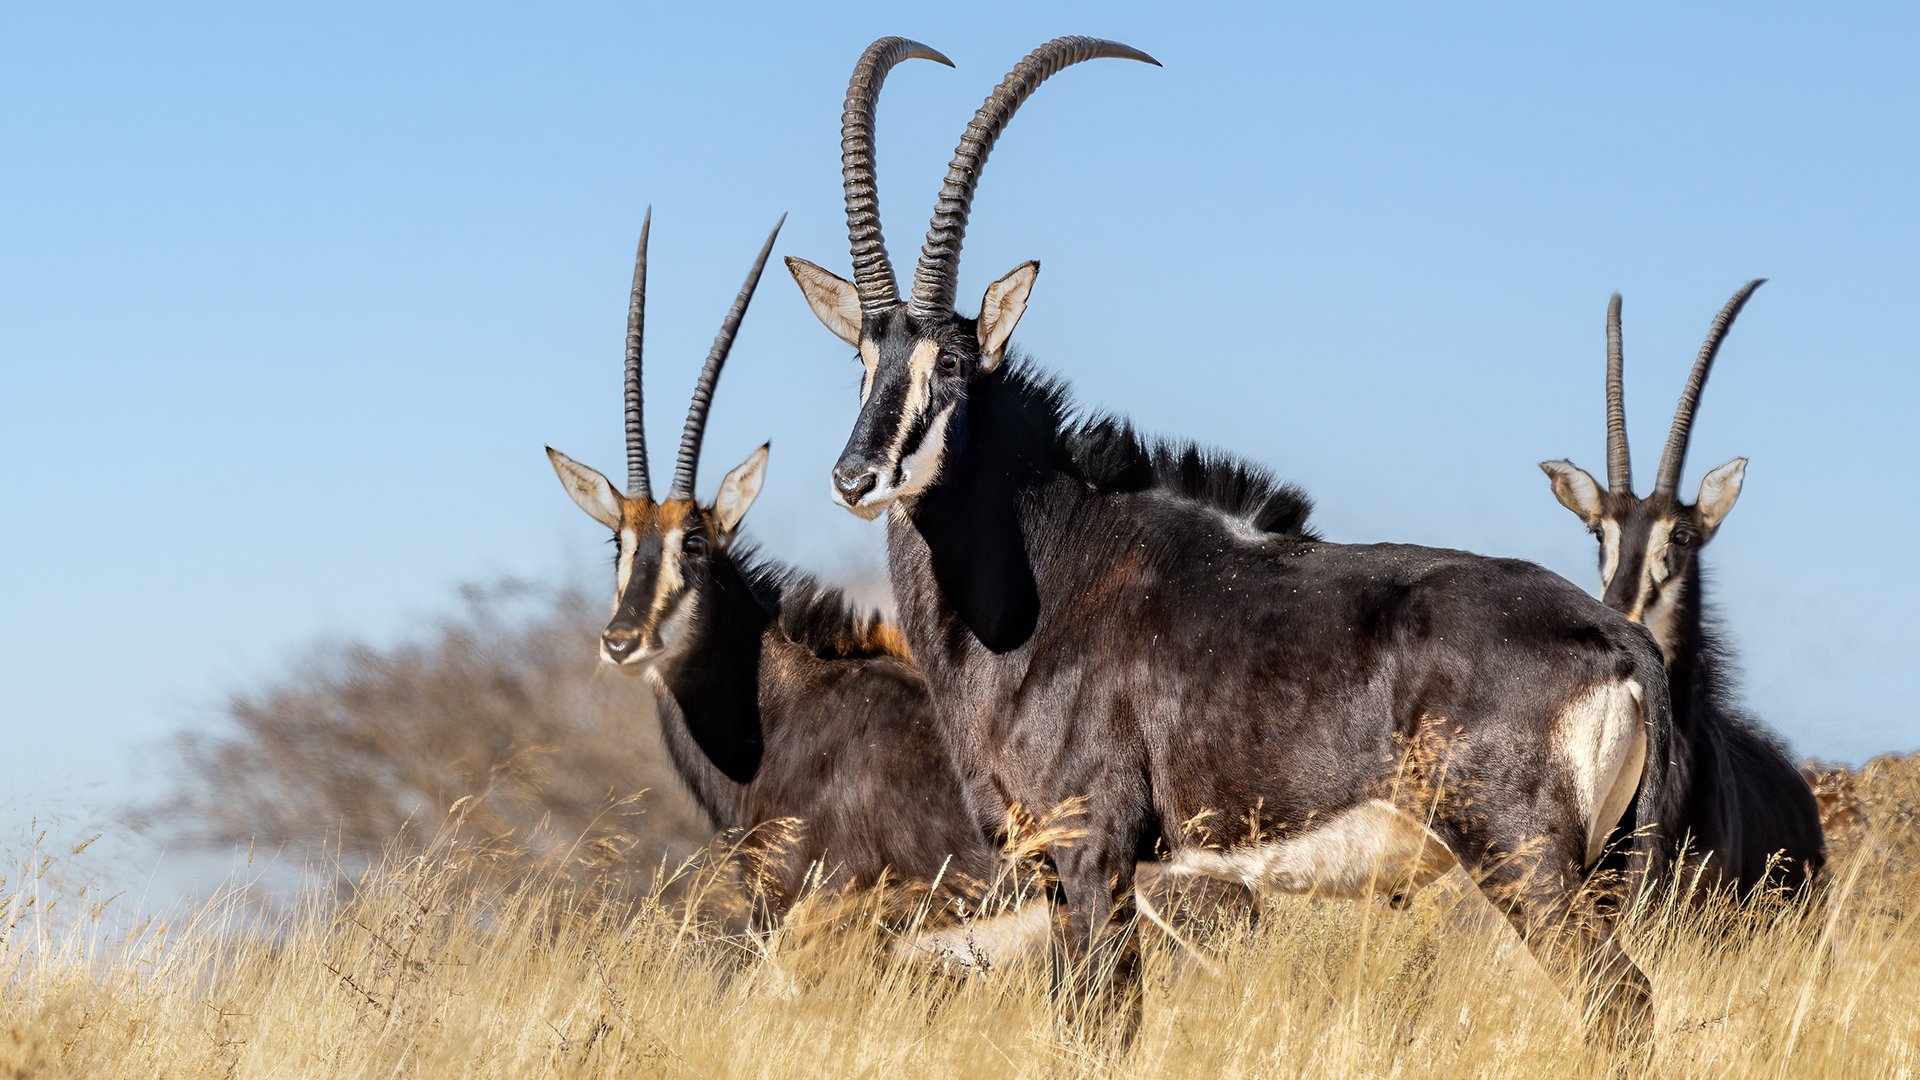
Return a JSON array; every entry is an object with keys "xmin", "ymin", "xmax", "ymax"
[
  {"xmin": 1540, "ymin": 283, "xmax": 1825, "ymax": 898},
  {"xmin": 545, "ymin": 211, "xmax": 1006, "ymax": 920},
  {"xmin": 786, "ymin": 35, "xmax": 1685, "ymax": 1038}
]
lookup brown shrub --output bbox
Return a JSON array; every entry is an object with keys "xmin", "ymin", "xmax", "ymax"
[{"xmin": 149, "ymin": 578, "xmax": 711, "ymax": 897}]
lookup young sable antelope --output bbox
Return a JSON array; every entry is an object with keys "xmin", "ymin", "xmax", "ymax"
[
  {"xmin": 788, "ymin": 35, "xmax": 1684, "ymax": 1042},
  {"xmin": 1540, "ymin": 282, "xmax": 1825, "ymax": 898},
  {"xmin": 546, "ymin": 211, "xmax": 1004, "ymax": 920}
]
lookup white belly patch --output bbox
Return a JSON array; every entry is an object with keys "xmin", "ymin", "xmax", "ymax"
[
  {"xmin": 1168, "ymin": 799, "xmax": 1457, "ymax": 900},
  {"xmin": 897, "ymin": 901, "xmax": 1052, "ymax": 974}
]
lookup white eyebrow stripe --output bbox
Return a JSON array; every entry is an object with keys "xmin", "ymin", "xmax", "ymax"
[
  {"xmin": 616, "ymin": 527, "xmax": 639, "ymax": 600},
  {"xmin": 1624, "ymin": 519, "xmax": 1674, "ymax": 622},
  {"xmin": 1643, "ymin": 520, "xmax": 1673, "ymax": 586},
  {"xmin": 882, "ymin": 339, "xmax": 941, "ymax": 472},
  {"xmin": 902, "ymin": 339, "xmax": 938, "ymax": 420},
  {"xmin": 647, "ymin": 529, "xmax": 684, "ymax": 626},
  {"xmin": 859, "ymin": 340, "xmax": 880, "ymax": 405},
  {"xmin": 1599, "ymin": 520, "xmax": 1622, "ymax": 587}
]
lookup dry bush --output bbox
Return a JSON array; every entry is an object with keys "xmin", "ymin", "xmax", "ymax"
[
  {"xmin": 150, "ymin": 578, "xmax": 711, "ymax": 897},
  {"xmin": 3, "ymin": 757, "xmax": 1916, "ymax": 1077}
]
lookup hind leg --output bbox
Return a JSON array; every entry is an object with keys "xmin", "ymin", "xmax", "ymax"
[{"xmin": 1471, "ymin": 837, "xmax": 1653, "ymax": 1046}]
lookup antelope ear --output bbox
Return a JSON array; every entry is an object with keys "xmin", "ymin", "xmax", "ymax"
[
  {"xmin": 1697, "ymin": 457, "xmax": 1747, "ymax": 532},
  {"xmin": 713, "ymin": 442, "xmax": 770, "ymax": 535},
  {"xmin": 785, "ymin": 257, "xmax": 862, "ymax": 347},
  {"xmin": 547, "ymin": 447, "xmax": 625, "ymax": 530},
  {"xmin": 976, "ymin": 261, "xmax": 1038, "ymax": 373},
  {"xmin": 1539, "ymin": 459, "xmax": 1604, "ymax": 527}
]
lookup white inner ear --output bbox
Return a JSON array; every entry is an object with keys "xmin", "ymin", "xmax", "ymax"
[
  {"xmin": 714, "ymin": 444, "xmax": 770, "ymax": 534},
  {"xmin": 786, "ymin": 257, "xmax": 862, "ymax": 347},
  {"xmin": 548, "ymin": 448, "xmax": 624, "ymax": 530},
  {"xmin": 1697, "ymin": 457, "xmax": 1747, "ymax": 532},
  {"xmin": 1539, "ymin": 460, "xmax": 1603, "ymax": 525},
  {"xmin": 976, "ymin": 261, "xmax": 1038, "ymax": 372}
]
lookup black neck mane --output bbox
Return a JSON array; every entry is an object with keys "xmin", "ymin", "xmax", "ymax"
[
  {"xmin": 1662, "ymin": 561, "xmax": 1781, "ymax": 757},
  {"xmin": 899, "ymin": 359, "xmax": 1317, "ymax": 654},
  {"xmin": 977, "ymin": 360, "xmax": 1319, "ymax": 539},
  {"xmin": 740, "ymin": 554, "xmax": 913, "ymax": 662},
  {"xmin": 1659, "ymin": 557, "xmax": 1827, "ymax": 889},
  {"xmin": 648, "ymin": 546, "xmax": 906, "ymax": 828}
]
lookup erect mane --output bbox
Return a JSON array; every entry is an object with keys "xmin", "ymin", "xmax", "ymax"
[
  {"xmin": 735, "ymin": 549, "xmax": 912, "ymax": 662},
  {"xmin": 992, "ymin": 360, "xmax": 1319, "ymax": 539},
  {"xmin": 1680, "ymin": 563, "xmax": 1778, "ymax": 747}
]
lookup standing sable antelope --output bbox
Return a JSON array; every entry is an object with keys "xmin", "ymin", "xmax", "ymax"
[
  {"xmin": 1540, "ymin": 283, "xmax": 1825, "ymax": 898},
  {"xmin": 545, "ymin": 212, "xmax": 1006, "ymax": 920},
  {"xmin": 786, "ymin": 35, "xmax": 1686, "ymax": 1038}
]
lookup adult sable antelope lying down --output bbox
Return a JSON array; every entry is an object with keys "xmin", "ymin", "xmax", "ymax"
[
  {"xmin": 546, "ymin": 214, "xmax": 1002, "ymax": 925},
  {"xmin": 1541, "ymin": 282, "xmax": 1824, "ymax": 898},
  {"xmin": 545, "ymin": 210, "xmax": 1246, "ymax": 960},
  {"xmin": 787, "ymin": 35, "xmax": 1687, "ymax": 1035}
]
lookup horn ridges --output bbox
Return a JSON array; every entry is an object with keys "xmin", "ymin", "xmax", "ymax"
[
  {"xmin": 1653, "ymin": 278, "xmax": 1766, "ymax": 496},
  {"xmin": 908, "ymin": 36, "xmax": 1159, "ymax": 318},
  {"xmin": 843, "ymin": 37, "xmax": 955, "ymax": 313},
  {"xmin": 1605, "ymin": 292, "xmax": 1631, "ymax": 492},
  {"xmin": 624, "ymin": 209, "xmax": 652, "ymax": 498},
  {"xmin": 669, "ymin": 216, "xmax": 786, "ymax": 498}
]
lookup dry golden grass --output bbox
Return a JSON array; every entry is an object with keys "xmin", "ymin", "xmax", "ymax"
[{"xmin": 1, "ymin": 756, "xmax": 1914, "ymax": 1079}]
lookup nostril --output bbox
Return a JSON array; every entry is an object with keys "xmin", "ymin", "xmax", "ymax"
[{"xmin": 833, "ymin": 468, "xmax": 879, "ymax": 502}]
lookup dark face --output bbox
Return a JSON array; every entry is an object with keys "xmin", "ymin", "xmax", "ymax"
[
  {"xmin": 789, "ymin": 257, "xmax": 1039, "ymax": 520},
  {"xmin": 1590, "ymin": 493, "xmax": 1707, "ymax": 636},
  {"xmin": 598, "ymin": 497, "xmax": 723, "ymax": 668},
  {"xmin": 1541, "ymin": 456, "xmax": 1746, "ymax": 657},
  {"xmin": 548, "ymin": 445, "xmax": 768, "ymax": 670},
  {"xmin": 829, "ymin": 309, "xmax": 983, "ymax": 518}
]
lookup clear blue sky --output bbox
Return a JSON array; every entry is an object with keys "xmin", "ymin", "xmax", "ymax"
[{"xmin": 5, "ymin": 2, "xmax": 1916, "ymax": 845}]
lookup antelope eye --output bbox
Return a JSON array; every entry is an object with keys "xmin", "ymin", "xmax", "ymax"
[
  {"xmin": 1670, "ymin": 527, "xmax": 1696, "ymax": 547},
  {"xmin": 682, "ymin": 534, "xmax": 709, "ymax": 557},
  {"xmin": 937, "ymin": 352, "xmax": 961, "ymax": 374}
]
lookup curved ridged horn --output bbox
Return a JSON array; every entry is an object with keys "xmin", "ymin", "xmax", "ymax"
[
  {"xmin": 908, "ymin": 36, "xmax": 1160, "ymax": 319},
  {"xmin": 624, "ymin": 209, "xmax": 652, "ymax": 498},
  {"xmin": 1653, "ymin": 278, "xmax": 1766, "ymax": 497},
  {"xmin": 1605, "ymin": 292, "xmax": 1631, "ymax": 493},
  {"xmin": 669, "ymin": 215, "xmax": 786, "ymax": 499},
  {"xmin": 843, "ymin": 37, "xmax": 954, "ymax": 313}
]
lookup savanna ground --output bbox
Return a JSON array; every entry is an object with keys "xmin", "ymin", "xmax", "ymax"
[{"xmin": 4, "ymin": 582, "xmax": 1916, "ymax": 1078}]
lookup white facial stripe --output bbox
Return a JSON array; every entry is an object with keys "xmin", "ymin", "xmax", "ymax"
[
  {"xmin": 1638, "ymin": 521, "xmax": 1686, "ymax": 662},
  {"xmin": 849, "ymin": 402, "xmax": 956, "ymax": 517},
  {"xmin": 879, "ymin": 339, "xmax": 941, "ymax": 479},
  {"xmin": 858, "ymin": 340, "xmax": 879, "ymax": 405},
  {"xmin": 615, "ymin": 527, "xmax": 640, "ymax": 602},
  {"xmin": 648, "ymin": 529, "xmax": 685, "ymax": 628},
  {"xmin": 1643, "ymin": 586, "xmax": 1683, "ymax": 664},
  {"xmin": 1598, "ymin": 520, "xmax": 1622, "ymax": 587},
  {"xmin": 1643, "ymin": 520, "xmax": 1673, "ymax": 587},
  {"xmin": 839, "ymin": 339, "xmax": 949, "ymax": 515},
  {"xmin": 1625, "ymin": 521, "xmax": 1680, "ymax": 653},
  {"xmin": 902, "ymin": 339, "xmax": 938, "ymax": 420},
  {"xmin": 895, "ymin": 403, "xmax": 954, "ymax": 499}
]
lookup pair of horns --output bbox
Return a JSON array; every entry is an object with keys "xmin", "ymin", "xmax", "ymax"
[
  {"xmin": 623, "ymin": 208, "xmax": 785, "ymax": 500},
  {"xmin": 839, "ymin": 35, "xmax": 1159, "ymax": 321},
  {"xmin": 1604, "ymin": 279, "xmax": 1766, "ymax": 498}
]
